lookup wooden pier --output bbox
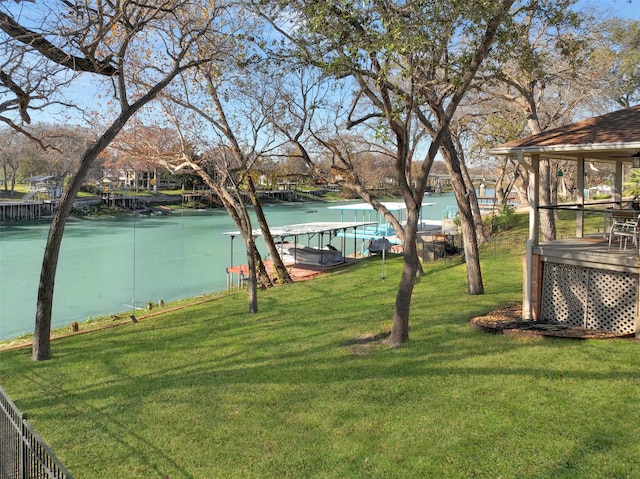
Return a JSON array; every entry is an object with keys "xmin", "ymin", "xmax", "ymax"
[
  {"xmin": 0, "ymin": 201, "xmax": 54, "ymax": 222},
  {"xmin": 182, "ymin": 189, "xmax": 298, "ymax": 206},
  {"xmin": 226, "ymin": 258, "xmax": 357, "ymax": 291}
]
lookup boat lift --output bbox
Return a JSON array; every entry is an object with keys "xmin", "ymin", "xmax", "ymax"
[{"xmin": 223, "ymin": 221, "xmax": 376, "ymax": 290}]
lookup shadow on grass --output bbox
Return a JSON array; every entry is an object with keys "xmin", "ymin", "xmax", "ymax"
[{"xmin": 2, "ymin": 253, "xmax": 639, "ymax": 477}]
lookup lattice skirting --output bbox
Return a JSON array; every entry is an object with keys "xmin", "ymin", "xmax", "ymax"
[{"xmin": 540, "ymin": 262, "xmax": 637, "ymax": 334}]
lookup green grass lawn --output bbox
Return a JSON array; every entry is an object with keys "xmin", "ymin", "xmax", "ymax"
[{"xmin": 1, "ymin": 234, "xmax": 640, "ymax": 478}]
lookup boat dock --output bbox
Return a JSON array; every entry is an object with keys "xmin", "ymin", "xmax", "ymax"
[
  {"xmin": 226, "ymin": 258, "xmax": 359, "ymax": 290},
  {"xmin": 0, "ymin": 201, "xmax": 54, "ymax": 222},
  {"xmin": 223, "ymin": 221, "xmax": 376, "ymax": 290}
]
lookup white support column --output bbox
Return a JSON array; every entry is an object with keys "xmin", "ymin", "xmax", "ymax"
[
  {"xmin": 523, "ymin": 152, "xmax": 539, "ymax": 320},
  {"xmin": 576, "ymin": 157, "xmax": 585, "ymax": 238},
  {"xmin": 529, "ymin": 153, "xmax": 540, "ymax": 244},
  {"xmin": 615, "ymin": 160, "xmax": 623, "ymax": 208}
]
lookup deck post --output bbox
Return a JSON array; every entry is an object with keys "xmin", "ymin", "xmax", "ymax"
[
  {"xmin": 614, "ymin": 160, "xmax": 623, "ymax": 208},
  {"xmin": 353, "ymin": 227, "xmax": 357, "ymax": 257},
  {"xmin": 528, "ymin": 153, "xmax": 540, "ymax": 245},
  {"xmin": 523, "ymin": 152, "xmax": 539, "ymax": 320},
  {"xmin": 636, "ymin": 269, "xmax": 640, "ymax": 339},
  {"xmin": 576, "ymin": 157, "xmax": 585, "ymax": 238},
  {"xmin": 523, "ymin": 239, "xmax": 534, "ymax": 320}
]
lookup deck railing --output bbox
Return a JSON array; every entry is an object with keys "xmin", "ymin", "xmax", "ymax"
[{"xmin": 0, "ymin": 385, "xmax": 73, "ymax": 479}]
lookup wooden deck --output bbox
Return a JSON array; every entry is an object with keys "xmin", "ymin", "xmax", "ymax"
[
  {"xmin": 0, "ymin": 201, "xmax": 54, "ymax": 221},
  {"xmin": 226, "ymin": 257, "xmax": 359, "ymax": 289},
  {"xmin": 534, "ymin": 234, "xmax": 640, "ymax": 273},
  {"xmin": 528, "ymin": 234, "xmax": 640, "ymax": 336}
]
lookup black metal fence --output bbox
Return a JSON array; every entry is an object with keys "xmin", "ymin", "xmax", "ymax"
[
  {"xmin": 481, "ymin": 235, "xmax": 528, "ymax": 258},
  {"xmin": 0, "ymin": 385, "xmax": 73, "ymax": 479},
  {"xmin": 419, "ymin": 233, "xmax": 527, "ymax": 263}
]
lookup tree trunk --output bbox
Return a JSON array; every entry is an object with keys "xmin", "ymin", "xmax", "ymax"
[
  {"xmin": 252, "ymin": 242, "xmax": 272, "ymax": 290},
  {"xmin": 495, "ymin": 158, "xmax": 521, "ymax": 209},
  {"xmin": 224, "ymin": 200, "xmax": 265, "ymax": 312},
  {"xmin": 461, "ymin": 158, "xmax": 485, "ymax": 245},
  {"xmin": 452, "ymin": 133, "xmax": 485, "ymax": 244},
  {"xmin": 458, "ymin": 199, "xmax": 484, "ymax": 294},
  {"xmin": 189, "ymin": 169, "xmax": 273, "ymax": 299},
  {"xmin": 495, "ymin": 161, "xmax": 507, "ymax": 206},
  {"xmin": 386, "ymin": 205, "xmax": 420, "ymax": 347},
  {"xmin": 32, "ymin": 208, "xmax": 64, "ymax": 361},
  {"xmin": 245, "ymin": 235, "xmax": 258, "ymax": 313},
  {"xmin": 246, "ymin": 176, "xmax": 292, "ymax": 284},
  {"xmin": 153, "ymin": 168, "xmax": 158, "ymax": 194},
  {"xmin": 223, "ymin": 198, "xmax": 270, "ymax": 306},
  {"xmin": 31, "ymin": 61, "xmax": 190, "ymax": 360},
  {"xmin": 229, "ymin": 191, "xmax": 273, "ymax": 291},
  {"xmin": 441, "ymin": 137, "xmax": 484, "ymax": 295},
  {"xmin": 33, "ymin": 125, "xmax": 127, "ymax": 360},
  {"xmin": 225, "ymin": 189, "xmax": 272, "ymax": 294}
]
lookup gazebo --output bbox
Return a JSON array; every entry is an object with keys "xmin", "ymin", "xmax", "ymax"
[{"xmin": 490, "ymin": 105, "xmax": 640, "ymax": 338}]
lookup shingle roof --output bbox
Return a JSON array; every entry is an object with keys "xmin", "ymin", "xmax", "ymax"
[
  {"xmin": 224, "ymin": 221, "xmax": 376, "ymax": 238},
  {"xmin": 26, "ymin": 175, "xmax": 59, "ymax": 182},
  {"xmin": 490, "ymin": 105, "xmax": 640, "ymax": 160}
]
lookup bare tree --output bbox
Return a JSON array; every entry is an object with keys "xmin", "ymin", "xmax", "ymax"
[
  {"xmin": 476, "ymin": 1, "xmax": 605, "ymax": 241},
  {"xmin": 155, "ymin": 27, "xmax": 299, "ymax": 312},
  {"xmin": 455, "ymin": 94, "xmax": 531, "ymax": 208},
  {"xmin": 257, "ymin": 0, "xmax": 521, "ymax": 346},
  {"xmin": 110, "ymin": 121, "xmax": 183, "ymax": 193},
  {"xmin": 0, "ymin": 1, "xmax": 115, "ymax": 140},
  {"xmin": 0, "ymin": 0, "xmax": 227, "ymax": 360},
  {"xmin": 0, "ymin": 128, "xmax": 21, "ymax": 193},
  {"xmin": 591, "ymin": 18, "xmax": 640, "ymax": 109}
]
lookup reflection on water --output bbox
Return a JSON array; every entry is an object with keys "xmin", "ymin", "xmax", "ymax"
[{"xmin": 0, "ymin": 196, "xmax": 457, "ymax": 340}]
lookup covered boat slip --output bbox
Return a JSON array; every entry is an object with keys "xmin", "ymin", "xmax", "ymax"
[
  {"xmin": 224, "ymin": 221, "xmax": 376, "ymax": 289},
  {"xmin": 225, "ymin": 201, "xmax": 441, "ymax": 284},
  {"xmin": 490, "ymin": 105, "xmax": 640, "ymax": 337},
  {"xmin": 327, "ymin": 201, "xmax": 442, "ymax": 242}
]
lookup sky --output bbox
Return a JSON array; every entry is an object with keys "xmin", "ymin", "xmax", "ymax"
[
  {"xmin": 581, "ymin": 0, "xmax": 640, "ymax": 19},
  {"xmin": 11, "ymin": 0, "xmax": 640, "ymax": 129}
]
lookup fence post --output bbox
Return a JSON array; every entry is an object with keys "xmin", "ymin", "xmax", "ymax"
[
  {"xmin": 20, "ymin": 412, "xmax": 26, "ymax": 479},
  {"xmin": 0, "ymin": 385, "xmax": 73, "ymax": 479}
]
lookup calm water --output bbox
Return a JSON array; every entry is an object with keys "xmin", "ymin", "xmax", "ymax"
[{"xmin": 0, "ymin": 195, "xmax": 457, "ymax": 340}]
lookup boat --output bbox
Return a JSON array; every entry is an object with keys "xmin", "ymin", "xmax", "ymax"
[
  {"xmin": 327, "ymin": 201, "xmax": 442, "ymax": 255},
  {"xmin": 278, "ymin": 242, "xmax": 344, "ymax": 266}
]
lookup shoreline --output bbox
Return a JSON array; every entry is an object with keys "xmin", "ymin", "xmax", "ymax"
[
  {"xmin": 0, "ymin": 189, "xmax": 375, "ymax": 223},
  {"xmin": 0, "ymin": 293, "xmax": 231, "ymax": 352},
  {"xmin": 0, "ymin": 191, "xmax": 460, "ymax": 348}
]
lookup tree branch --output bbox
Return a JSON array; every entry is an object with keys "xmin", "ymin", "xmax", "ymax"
[{"xmin": 0, "ymin": 11, "xmax": 117, "ymax": 76}]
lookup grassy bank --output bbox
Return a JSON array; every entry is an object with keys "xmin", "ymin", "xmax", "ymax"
[{"xmin": 1, "ymin": 232, "xmax": 639, "ymax": 478}]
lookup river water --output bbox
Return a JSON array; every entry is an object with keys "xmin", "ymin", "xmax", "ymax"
[{"xmin": 0, "ymin": 195, "xmax": 458, "ymax": 340}]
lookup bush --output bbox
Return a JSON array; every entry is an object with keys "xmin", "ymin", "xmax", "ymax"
[
  {"xmin": 80, "ymin": 184, "xmax": 103, "ymax": 195},
  {"xmin": 490, "ymin": 204, "xmax": 517, "ymax": 234},
  {"xmin": 592, "ymin": 193, "xmax": 612, "ymax": 200}
]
